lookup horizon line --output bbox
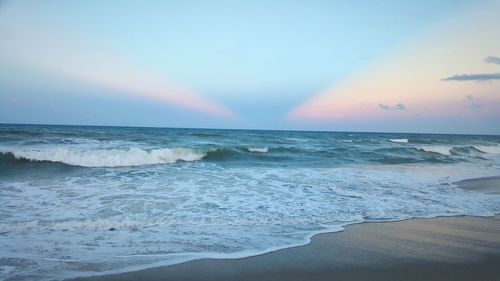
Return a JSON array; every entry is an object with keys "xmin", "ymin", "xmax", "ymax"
[{"xmin": 1, "ymin": 122, "xmax": 499, "ymax": 137}]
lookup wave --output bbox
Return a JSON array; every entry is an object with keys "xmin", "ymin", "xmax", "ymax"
[
  {"xmin": 1, "ymin": 142, "xmax": 498, "ymax": 169},
  {"xmin": 0, "ymin": 129, "xmax": 43, "ymax": 136},
  {"xmin": 0, "ymin": 147, "xmax": 205, "ymax": 168},
  {"xmin": 389, "ymin": 138, "xmax": 408, "ymax": 143},
  {"xmin": 203, "ymin": 148, "xmax": 241, "ymax": 161},
  {"xmin": 0, "ymin": 146, "xmax": 287, "ymax": 168},
  {"xmin": 417, "ymin": 145, "xmax": 453, "ymax": 156},
  {"xmin": 246, "ymin": 147, "xmax": 268, "ymax": 153},
  {"xmin": 450, "ymin": 146, "xmax": 484, "ymax": 155},
  {"xmin": 190, "ymin": 132, "xmax": 221, "ymax": 137},
  {"xmin": 474, "ymin": 145, "xmax": 500, "ymax": 154},
  {"xmin": 416, "ymin": 145, "xmax": 492, "ymax": 157},
  {"xmin": 0, "ymin": 151, "xmax": 32, "ymax": 164}
]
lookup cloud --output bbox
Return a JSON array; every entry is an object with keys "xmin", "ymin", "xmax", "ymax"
[
  {"xmin": 464, "ymin": 95, "xmax": 483, "ymax": 109},
  {"xmin": 395, "ymin": 103, "xmax": 406, "ymax": 110},
  {"xmin": 379, "ymin": 103, "xmax": 390, "ymax": 110},
  {"xmin": 468, "ymin": 103, "xmax": 483, "ymax": 109},
  {"xmin": 484, "ymin": 56, "xmax": 500, "ymax": 65},
  {"xmin": 442, "ymin": 56, "xmax": 500, "ymax": 82},
  {"xmin": 0, "ymin": 20, "xmax": 237, "ymax": 119},
  {"xmin": 442, "ymin": 73, "xmax": 500, "ymax": 81},
  {"xmin": 379, "ymin": 103, "xmax": 406, "ymax": 110}
]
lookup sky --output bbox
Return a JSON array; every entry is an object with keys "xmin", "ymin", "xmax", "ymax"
[{"xmin": 1, "ymin": 0, "xmax": 499, "ymax": 134}]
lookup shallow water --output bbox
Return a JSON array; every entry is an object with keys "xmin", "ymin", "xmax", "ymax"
[{"xmin": 1, "ymin": 124, "xmax": 500, "ymax": 280}]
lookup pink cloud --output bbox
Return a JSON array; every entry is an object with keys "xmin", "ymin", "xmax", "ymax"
[{"xmin": 0, "ymin": 22, "xmax": 237, "ymax": 119}]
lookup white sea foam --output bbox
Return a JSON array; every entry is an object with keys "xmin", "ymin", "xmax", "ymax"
[
  {"xmin": 247, "ymin": 147, "xmax": 268, "ymax": 153},
  {"xmin": 474, "ymin": 145, "xmax": 500, "ymax": 155},
  {"xmin": 417, "ymin": 145, "xmax": 452, "ymax": 155},
  {"xmin": 3, "ymin": 126, "xmax": 500, "ymax": 281},
  {"xmin": 0, "ymin": 219, "xmax": 155, "ymax": 233},
  {"xmin": 5, "ymin": 147, "xmax": 205, "ymax": 167},
  {"xmin": 1, "ymin": 163, "xmax": 500, "ymax": 281},
  {"xmin": 389, "ymin": 138, "xmax": 408, "ymax": 143}
]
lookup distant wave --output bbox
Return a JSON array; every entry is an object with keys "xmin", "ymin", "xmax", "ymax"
[
  {"xmin": 0, "ymin": 147, "xmax": 205, "ymax": 168},
  {"xmin": 416, "ymin": 145, "xmax": 497, "ymax": 156},
  {"xmin": 417, "ymin": 145, "xmax": 452, "ymax": 156},
  {"xmin": 389, "ymin": 138, "xmax": 408, "ymax": 143},
  {"xmin": 1, "ymin": 129, "xmax": 43, "ymax": 136},
  {"xmin": 190, "ymin": 132, "xmax": 221, "ymax": 137},
  {"xmin": 246, "ymin": 147, "xmax": 268, "ymax": 153}
]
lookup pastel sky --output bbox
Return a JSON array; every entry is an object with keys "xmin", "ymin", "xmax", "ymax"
[{"xmin": 1, "ymin": 0, "xmax": 499, "ymax": 134}]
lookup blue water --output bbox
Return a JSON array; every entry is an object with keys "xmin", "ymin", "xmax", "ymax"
[{"xmin": 1, "ymin": 124, "xmax": 500, "ymax": 280}]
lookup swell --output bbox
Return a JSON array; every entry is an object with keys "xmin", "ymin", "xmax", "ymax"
[
  {"xmin": 0, "ymin": 129, "xmax": 44, "ymax": 137},
  {"xmin": 203, "ymin": 147, "xmax": 241, "ymax": 161},
  {"xmin": 203, "ymin": 146, "xmax": 273, "ymax": 161},
  {"xmin": 0, "ymin": 151, "xmax": 32, "ymax": 165},
  {"xmin": 1, "ymin": 143, "xmax": 498, "ymax": 168},
  {"xmin": 190, "ymin": 132, "xmax": 222, "ymax": 137}
]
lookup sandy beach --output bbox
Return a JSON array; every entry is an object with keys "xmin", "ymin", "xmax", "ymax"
[{"xmin": 71, "ymin": 176, "xmax": 500, "ymax": 281}]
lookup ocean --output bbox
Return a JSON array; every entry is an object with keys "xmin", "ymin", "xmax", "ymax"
[{"xmin": 1, "ymin": 124, "xmax": 500, "ymax": 280}]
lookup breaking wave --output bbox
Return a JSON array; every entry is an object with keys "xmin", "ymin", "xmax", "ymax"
[
  {"xmin": 417, "ymin": 145, "xmax": 500, "ymax": 156},
  {"xmin": 0, "ymin": 147, "xmax": 205, "ymax": 168},
  {"xmin": 417, "ymin": 145, "xmax": 453, "ymax": 156},
  {"xmin": 1, "ymin": 143, "xmax": 499, "ymax": 168},
  {"xmin": 389, "ymin": 138, "xmax": 408, "ymax": 143},
  {"xmin": 474, "ymin": 145, "xmax": 500, "ymax": 155},
  {"xmin": 246, "ymin": 147, "xmax": 268, "ymax": 153}
]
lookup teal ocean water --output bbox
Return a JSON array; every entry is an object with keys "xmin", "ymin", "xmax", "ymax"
[{"xmin": 1, "ymin": 124, "xmax": 500, "ymax": 280}]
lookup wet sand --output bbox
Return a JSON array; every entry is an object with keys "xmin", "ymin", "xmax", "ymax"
[
  {"xmin": 72, "ymin": 176, "xmax": 500, "ymax": 281},
  {"xmin": 455, "ymin": 175, "xmax": 500, "ymax": 195}
]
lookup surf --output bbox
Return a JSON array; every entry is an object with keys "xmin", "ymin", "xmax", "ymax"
[{"xmin": 0, "ymin": 147, "xmax": 206, "ymax": 168}]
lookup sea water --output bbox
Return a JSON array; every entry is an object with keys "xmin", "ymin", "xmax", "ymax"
[{"xmin": 1, "ymin": 124, "xmax": 500, "ymax": 280}]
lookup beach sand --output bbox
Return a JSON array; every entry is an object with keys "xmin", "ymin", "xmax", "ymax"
[
  {"xmin": 455, "ymin": 176, "xmax": 500, "ymax": 195},
  {"xmin": 72, "ymin": 176, "xmax": 500, "ymax": 281}
]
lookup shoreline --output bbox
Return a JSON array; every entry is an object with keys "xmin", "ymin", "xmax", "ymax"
[
  {"xmin": 71, "ymin": 176, "xmax": 500, "ymax": 281},
  {"xmin": 72, "ymin": 215, "xmax": 500, "ymax": 281}
]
